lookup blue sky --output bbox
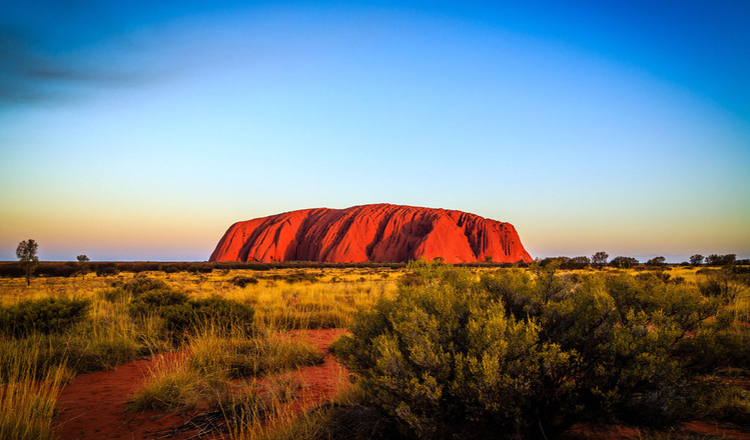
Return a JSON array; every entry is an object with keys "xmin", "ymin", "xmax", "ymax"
[{"xmin": 1, "ymin": 0, "xmax": 748, "ymax": 262}]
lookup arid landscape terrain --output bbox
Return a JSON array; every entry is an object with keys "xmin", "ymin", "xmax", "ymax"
[
  {"xmin": 2, "ymin": 2, "xmax": 748, "ymax": 439},
  {"xmin": 1, "ymin": 260, "xmax": 749, "ymax": 440}
]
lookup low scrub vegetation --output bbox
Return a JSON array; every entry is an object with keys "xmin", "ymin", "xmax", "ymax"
[
  {"xmin": 332, "ymin": 260, "xmax": 750, "ymax": 440},
  {"xmin": 188, "ymin": 331, "xmax": 323, "ymax": 379},
  {"xmin": 161, "ymin": 297, "xmax": 255, "ymax": 339},
  {"xmin": 0, "ymin": 267, "xmax": 374, "ymax": 439},
  {"xmin": 0, "ymin": 297, "xmax": 91, "ymax": 336},
  {"xmin": 1, "ymin": 262, "xmax": 748, "ymax": 440},
  {"xmin": 0, "ymin": 261, "xmax": 408, "ymax": 279}
]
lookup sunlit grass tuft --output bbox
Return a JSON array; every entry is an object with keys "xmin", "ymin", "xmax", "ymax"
[
  {"xmin": 0, "ymin": 340, "xmax": 69, "ymax": 440},
  {"xmin": 189, "ymin": 330, "xmax": 323, "ymax": 379},
  {"xmin": 127, "ymin": 354, "xmax": 230, "ymax": 412}
]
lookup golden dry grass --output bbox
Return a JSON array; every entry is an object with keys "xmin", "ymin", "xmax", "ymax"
[{"xmin": 0, "ymin": 340, "xmax": 69, "ymax": 440}]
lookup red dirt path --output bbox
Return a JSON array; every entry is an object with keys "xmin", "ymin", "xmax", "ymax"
[{"xmin": 53, "ymin": 329, "xmax": 348, "ymax": 440}]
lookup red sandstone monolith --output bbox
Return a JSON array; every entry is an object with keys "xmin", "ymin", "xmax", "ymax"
[{"xmin": 209, "ymin": 204, "xmax": 532, "ymax": 264}]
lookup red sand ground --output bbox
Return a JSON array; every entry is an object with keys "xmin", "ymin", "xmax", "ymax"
[
  {"xmin": 53, "ymin": 350, "xmax": 188, "ymax": 440},
  {"xmin": 53, "ymin": 329, "xmax": 348, "ymax": 440},
  {"xmin": 53, "ymin": 328, "xmax": 750, "ymax": 440}
]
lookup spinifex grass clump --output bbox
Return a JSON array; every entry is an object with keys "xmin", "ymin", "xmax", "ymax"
[
  {"xmin": 161, "ymin": 297, "xmax": 255, "ymax": 341},
  {"xmin": 335, "ymin": 261, "xmax": 745, "ymax": 440},
  {"xmin": 127, "ymin": 355, "xmax": 231, "ymax": 412},
  {"xmin": 0, "ymin": 340, "xmax": 68, "ymax": 440},
  {"xmin": 0, "ymin": 296, "xmax": 91, "ymax": 337},
  {"xmin": 189, "ymin": 331, "xmax": 324, "ymax": 378}
]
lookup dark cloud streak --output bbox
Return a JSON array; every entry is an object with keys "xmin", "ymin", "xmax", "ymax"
[{"xmin": 0, "ymin": 1, "xmax": 173, "ymax": 105}]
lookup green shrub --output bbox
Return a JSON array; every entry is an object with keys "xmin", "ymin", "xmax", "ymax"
[
  {"xmin": 0, "ymin": 297, "xmax": 91, "ymax": 337},
  {"xmin": 677, "ymin": 328, "xmax": 750, "ymax": 372},
  {"xmin": 121, "ymin": 277, "xmax": 254, "ymax": 340},
  {"xmin": 125, "ymin": 277, "xmax": 189, "ymax": 317},
  {"xmin": 336, "ymin": 262, "xmax": 725, "ymax": 440},
  {"xmin": 231, "ymin": 275, "xmax": 259, "ymax": 288},
  {"xmin": 696, "ymin": 268, "xmax": 746, "ymax": 304},
  {"xmin": 160, "ymin": 297, "xmax": 254, "ymax": 339},
  {"xmin": 122, "ymin": 277, "xmax": 171, "ymax": 295},
  {"xmin": 314, "ymin": 399, "xmax": 407, "ymax": 440},
  {"xmin": 129, "ymin": 289, "xmax": 189, "ymax": 317}
]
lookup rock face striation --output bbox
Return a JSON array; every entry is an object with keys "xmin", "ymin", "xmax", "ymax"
[{"xmin": 209, "ymin": 204, "xmax": 532, "ymax": 264}]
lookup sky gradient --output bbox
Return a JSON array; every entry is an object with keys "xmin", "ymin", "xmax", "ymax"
[{"xmin": 1, "ymin": 0, "xmax": 749, "ymax": 262}]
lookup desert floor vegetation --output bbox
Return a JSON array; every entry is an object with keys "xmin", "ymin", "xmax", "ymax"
[
  {"xmin": 0, "ymin": 267, "xmax": 396, "ymax": 440},
  {"xmin": 0, "ymin": 262, "xmax": 749, "ymax": 439}
]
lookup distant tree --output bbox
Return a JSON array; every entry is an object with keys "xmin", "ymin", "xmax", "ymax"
[
  {"xmin": 646, "ymin": 256, "xmax": 666, "ymax": 267},
  {"xmin": 568, "ymin": 256, "xmax": 591, "ymax": 269},
  {"xmin": 689, "ymin": 254, "xmax": 704, "ymax": 266},
  {"xmin": 16, "ymin": 239, "xmax": 39, "ymax": 286},
  {"xmin": 484, "ymin": 255, "xmax": 493, "ymax": 263},
  {"xmin": 705, "ymin": 254, "xmax": 736, "ymax": 266},
  {"xmin": 592, "ymin": 251, "xmax": 609, "ymax": 268},
  {"xmin": 77, "ymin": 254, "xmax": 90, "ymax": 278},
  {"xmin": 610, "ymin": 256, "xmax": 639, "ymax": 269}
]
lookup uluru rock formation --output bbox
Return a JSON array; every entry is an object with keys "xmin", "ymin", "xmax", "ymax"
[{"xmin": 209, "ymin": 204, "xmax": 532, "ymax": 264}]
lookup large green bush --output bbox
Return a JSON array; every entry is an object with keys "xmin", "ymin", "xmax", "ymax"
[
  {"xmin": 0, "ymin": 297, "xmax": 91, "ymax": 336},
  {"xmin": 335, "ymin": 261, "xmax": 728, "ymax": 440}
]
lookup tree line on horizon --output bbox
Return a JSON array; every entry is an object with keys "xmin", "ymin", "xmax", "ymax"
[
  {"xmin": 4, "ymin": 239, "xmax": 749, "ymax": 283},
  {"xmin": 537, "ymin": 251, "xmax": 746, "ymax": 270}
]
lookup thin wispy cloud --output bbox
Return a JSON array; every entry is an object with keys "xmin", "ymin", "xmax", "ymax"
[{"xmin": 0, "ymin": 0, "xmax": 188, "ymax": 104}]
